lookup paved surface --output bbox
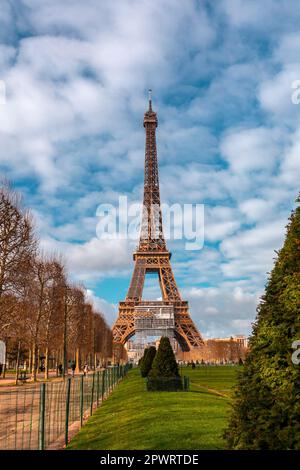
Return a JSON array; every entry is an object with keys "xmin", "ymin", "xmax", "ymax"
[
  {"xmin": 0, "ymin": 370, "xmax": 94, "ymax": 389},
  {"xmin": 0, "ymin": 369, "xmax": 107, "ymax": 449}
]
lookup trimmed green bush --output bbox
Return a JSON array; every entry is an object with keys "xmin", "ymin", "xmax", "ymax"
[
  {"xmin": 147, "ymin": 337, "xmax": 181, "ymax": 392},
  {"xmin": 147, "ymin": 376, "xmax": 183, "ymax": 391},
  {"xmin": 149, "ymin": 337, "xmax": 179, "ymax": 378},
  {"xmin": 225, "ymin": 196, "xmax": 300, "ymax": 450}
]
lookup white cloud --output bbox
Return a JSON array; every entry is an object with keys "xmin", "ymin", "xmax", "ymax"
[
  {"xmin": 220, "ymin": 0, "xmax": 300, "ymax": 32},
  {"xmin": 221, "ymin": 127, "xmax": 282, "ymax": 173},
  {"xmin": 221, "ymin": 0, "xmax": 265, "ymax": 27},
  {"xmin": 85, "ymin": 289, "xmax": 117, "ymax": 326},
  {"xmin": 220, "ymin": 219, "xmax": 287, "ymax": 279},
  {"xmin": 204, "ymin": 206, "xmax": 240, "ymax": 242},
  {"xmin": 258, "ymin": 64, "xmax": 300, "ymax": 124},
  {"xmin": 280, "ymin": 128, "xmax": 300, "ymax": 186},
  {"xmin": 183, "ymin": 285, "xmax": 259, "ymax": 338},
  {"xmin": 40, "ymin": 236, "xmax": 132, "ymax": 281},
  {"xmin": 239, "ymin": 198, "xmax": 271, "ymax": 222},
  {"xmin": 1, "ymin": 0, "xmax": 300, "ymax": 339}
]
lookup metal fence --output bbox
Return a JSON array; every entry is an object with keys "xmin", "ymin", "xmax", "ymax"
[{"xmin": 0, "ymin": 364, "xmax": 131, "ymax": 450}]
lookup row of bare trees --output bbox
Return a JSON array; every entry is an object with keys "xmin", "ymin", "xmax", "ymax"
[
  {"xmin": 0, "ymin": 184, "xmax": 117, "ymax": 379},
  {"xmin": 203, "ymin": 338, "xmax": 247, "ymax": 363}
]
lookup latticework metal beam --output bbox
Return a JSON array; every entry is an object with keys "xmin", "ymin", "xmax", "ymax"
[{"xmin": 112, "ymin": 95, "xmax": 203, "ymax": 353}]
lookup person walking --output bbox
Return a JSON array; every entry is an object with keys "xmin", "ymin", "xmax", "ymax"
[
  {"xmin": 83, "ymin": 363, "xmax": 89, "ymax": 376},
  {"xmin": 71, "ymin": 361, "xmax": 76, "ymax": 377}
]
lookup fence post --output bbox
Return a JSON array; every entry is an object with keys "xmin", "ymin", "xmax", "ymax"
[
  {"xmin": 38, "ymin": 383, "xmax": 46, "ymax": 450},
  {"xmin": 96, "ymin": 371, "xmax": 100, "ymax": 406},
  {"xmin": 101, "ymin": 370, "xmax": 105, "ymax": 402},
  {"xmin": 65, "ymin": 378, "xmax": 71, "ymax": 446},
  {"xmin": 90, "ymin": 373, "xmax": 95, "ymax": 416},
  {"xmin": 80, "ymin": 375, "xmax": 84, "ymax": 427}
]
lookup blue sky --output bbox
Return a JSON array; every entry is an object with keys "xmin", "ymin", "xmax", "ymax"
[{"xmin": 1, "ymin": 0, "xmax": 300, "ymax": 338}]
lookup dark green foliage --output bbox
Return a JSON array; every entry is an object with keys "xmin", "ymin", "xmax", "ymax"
[
  {"xmin": 139, "ymin": 348, "xmax": 149, "ymax": 376},
  {"xmin": 147, "ymin": 376, "xmax": 183, "ymax": 391},
  {"xmin": 225, "ymin": 197, "xmax": 300, "ymax": 450},
  {"xmin": 149, "ymin": 337, "xmax": 180, "ymax": 378},
  {"xmin": 138, "ymin": 354, "xmax": 145, "ymax": 367},
  {"xmin": 140, "ymin": 346, "xmax": 156, "ymax": 378}
]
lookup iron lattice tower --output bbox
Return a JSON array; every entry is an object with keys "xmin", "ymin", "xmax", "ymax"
[{"xmin": 112, "ymin": 92, "xmax": 203, "ymax": 352}]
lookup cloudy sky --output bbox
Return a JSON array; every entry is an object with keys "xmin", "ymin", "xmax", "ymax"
[{"xmin": 1, "ymin": 0, "xmax": 300, "ymax": 338}]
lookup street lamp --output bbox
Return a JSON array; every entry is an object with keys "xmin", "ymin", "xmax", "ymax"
[{"xmin": 63, "ymin": 284, "xmax": 71, "ymax": 379}]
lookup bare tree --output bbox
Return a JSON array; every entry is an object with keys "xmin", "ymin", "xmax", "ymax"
[
  {"xmin": 0, "ymin": 184, "xmax": 36, "ymax": 336},
  {"xmin": 42, "ymin": 258, "xmax": 66, "ymax": 379},
  {"xmin": 24, "ymin": 255, "xmax": 56, "ymax": 380},
  {"xmin": 0, "ymin": 183, "xmax": 119, "ymax": 377}
]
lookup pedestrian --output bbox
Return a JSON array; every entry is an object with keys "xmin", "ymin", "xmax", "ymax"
[
  {"xmin": 71, "ymin": 361, "xmax": 76, "ymax": 377},
  {"xmin": 0, "ymin": 363, "xmax": 3, "ymax": 377},
  {"xmin": 58, "ymin": 363, "xmax": 63, "ymax": 376},
  {"xmin": 83, "ymin": 363, "xmax": 89, "ymax": 376}
]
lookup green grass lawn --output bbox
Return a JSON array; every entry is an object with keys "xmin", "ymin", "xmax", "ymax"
[{"xmin": 68, "ymin": 366, "xmax": 240, "ymax": 450}]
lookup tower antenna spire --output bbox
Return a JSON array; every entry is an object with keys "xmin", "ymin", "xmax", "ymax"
[{"xmin": 148, "ymin": 88, "xmax": 152, "ymax": 111}]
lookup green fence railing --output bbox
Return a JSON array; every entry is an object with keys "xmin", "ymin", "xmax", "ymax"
[{"xmin": 0, "ymin": 364, "xmax": 132, "ymax": 450}]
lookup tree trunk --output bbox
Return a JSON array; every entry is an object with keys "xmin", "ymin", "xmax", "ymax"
[
  {"xmin": 55, "ymin": 350, "xmax": 59, "ymax": 376},
  {"xmin": 44, "ymin": 346, "xmax": 49, "ymax": 380},
  {"xmin": 28, "ymin": 348, "xmax": 32, "ymax": 373},
  {"xmin": 31, "ymin": 344, "xmax": 34, "ymax": 375},
  {"xmin": 37, "ymin": 347, "xmax": 40, "ymax": 377},
  {"xmin": 75, "ymin": 348, "xmax": 80, "ymax": 374},
  {"xmin": 32, "ymin": 343, "xmax": 37, "ymax": 381},
  {"xmin": 15, "ymin": 341, "xmax": 21, "ymax": 385}
]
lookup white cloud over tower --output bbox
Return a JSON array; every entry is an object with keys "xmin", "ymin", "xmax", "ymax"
[{"xmin": 0, "ymin": 0, "xmax": 300, "ymax": 336}]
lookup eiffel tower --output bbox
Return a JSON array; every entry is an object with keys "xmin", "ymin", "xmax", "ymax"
[{"xmin": 112, "ymin": 91, "xmax": 203, "ymax": 354}]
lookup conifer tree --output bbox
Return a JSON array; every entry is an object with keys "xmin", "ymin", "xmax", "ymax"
[
  {"xmin": 149, "ymin": 337, "xmax": 179, "ymax": 377},
  {"xmin": 140, "ymin": 346, "xmax": 156, "ymax": 377},
  {"xmin": 139, "ymin": 348, "xmax": 149, "ymax": 375},
  {"xmin": 225, "ymin": 198, "xmax": 300, "ymax": 450}
]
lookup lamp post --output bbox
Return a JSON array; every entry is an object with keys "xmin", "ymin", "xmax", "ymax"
[
  {"xmin": 15, "ymin": 340, "xmax": 21, "ymax": 385},
  {"xmin": 63, "ymin": 284, "xmax": 71, "ymax": 379}
]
